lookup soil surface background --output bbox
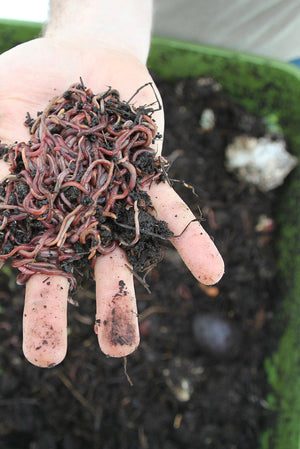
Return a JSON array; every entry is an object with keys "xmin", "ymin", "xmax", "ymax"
[{"xmin": 0, "ymin": 77, "xmax": 281, "ymax": 449}]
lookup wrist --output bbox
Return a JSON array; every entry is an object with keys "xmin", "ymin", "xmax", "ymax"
[{"xmin": 44, "ymin": 0, "xmax": 153, "ymax": 64}]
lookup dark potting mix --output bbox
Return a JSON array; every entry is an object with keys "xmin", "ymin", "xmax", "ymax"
[{"xmin": 0, "ymin": 77, "xmax": 280, "ymax": 449}]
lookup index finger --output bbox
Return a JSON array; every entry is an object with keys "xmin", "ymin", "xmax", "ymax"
[{"xmin": 143, "ymin": 181, "xmax": 224, "ymax": 285}]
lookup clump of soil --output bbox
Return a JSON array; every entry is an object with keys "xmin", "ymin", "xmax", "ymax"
[
  {"xmin": 0, "ymin": 77, "xmax": 279, "ymax": 449},
  {"xmin": 0, "ymin": 81, "xmax": 172, "ymax": 290}
]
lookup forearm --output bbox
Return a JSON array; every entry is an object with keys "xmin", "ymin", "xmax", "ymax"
[{"xmin": 44, "ymin": 0, "xmax": 153, "ymax": 63}]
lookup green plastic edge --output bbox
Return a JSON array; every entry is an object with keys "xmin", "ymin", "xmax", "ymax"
[
  {"xmin": 0, "ymin": 19, "xmax": 42, "ymax": 53},
  {"xmin": 0, "ymin": 22, "xmax": 299, "ymax": 449}
]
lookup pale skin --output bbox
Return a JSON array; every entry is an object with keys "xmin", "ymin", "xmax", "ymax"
[{"xmin": 0, "ymin": 0, "xmax": 224, "ymax": 367}]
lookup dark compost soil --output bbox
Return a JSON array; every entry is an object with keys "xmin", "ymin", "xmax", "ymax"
[{"xmin": 0, "ymin": 77, "xmax": 280, "ymax": 449}]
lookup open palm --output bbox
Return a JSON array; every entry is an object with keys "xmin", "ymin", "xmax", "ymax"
[{"xmin": 0, "ymin": 37, "xmax": 224, "ymax": 367}]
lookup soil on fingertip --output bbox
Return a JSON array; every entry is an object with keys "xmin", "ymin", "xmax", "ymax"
[{"xmin": 0, "ymin": 77, "xmax": 281, "ymax": 449}]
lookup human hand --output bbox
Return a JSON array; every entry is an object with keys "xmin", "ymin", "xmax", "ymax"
[{"xmin": 0, "ymin": 37, "xmax": 224, "ymax": 367}]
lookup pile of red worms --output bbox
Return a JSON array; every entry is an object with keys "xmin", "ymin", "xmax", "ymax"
[{"xmin": 0, "ymin": 81, "xmax": 172, "ymax": 291}]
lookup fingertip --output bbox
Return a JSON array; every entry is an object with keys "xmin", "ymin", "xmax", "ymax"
[
  {"xmin": 23, "ymin": 336, "xmax": 67, "ymax": 368},
  {"xmin": 23, "ymin": 274, "xmax": 69, "ymax": 368},
  {"xmin": 170, "ymin": 220, "xmax": 225, "ymax": 286},
  {"xmin": 97, "ymin": 330, "xmax": 140, "ymax": 358},
  {"xmin": 197, "ymin": 251, "xmax": 225, "ymax": 286}
]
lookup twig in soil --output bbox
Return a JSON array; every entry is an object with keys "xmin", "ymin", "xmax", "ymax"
[
  {"xmin": 123, "ymin": 356, "xmax": 134, "ymax": 386},
  {"xmin": 173, "ymin": 217, "xmax": 205, "ymax": 238},
  {"xmin": 126, "ymin": 82, "xmax": 162, "ymax": 114},
  {"xmin": 115, "ymin": 221, "xmax": 172, "ymax": 242},
  {"xmin": 139, "ymin": 305, "xmax": 167, "ymax": 322},
  {"xmin": 58, "ymin": 371, "xmax": 96, "ymax": 415},
  {"xmin": 125, "ymin": 263, "xmax": 151, "ymax": 294},
  {"xmin": 169, "ymin": 178, "xmax": 200, "ymax": 197}
]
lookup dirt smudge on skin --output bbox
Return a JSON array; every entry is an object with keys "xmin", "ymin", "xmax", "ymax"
[
  {"xmin": 108, "ymin": 282, "xmax": 135, "ymax": 347},
  {"xmin": 110, "ymin": 310, "xmax": 136, "ymax": 347}
]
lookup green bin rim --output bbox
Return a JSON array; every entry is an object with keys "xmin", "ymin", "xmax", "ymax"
[{"xmin": 151, "ymin": 36, "xmax": 300, "ymax": 80}]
